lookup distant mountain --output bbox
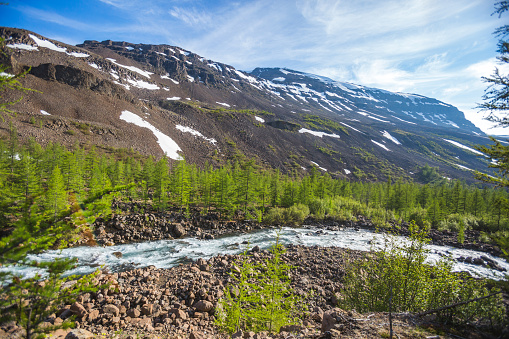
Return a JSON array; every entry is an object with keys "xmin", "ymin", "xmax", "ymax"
[
  {"xmin": 250, "ymin": 68, "xmax": 482, "ymax": 135},
  {"xmin": 0, "ymin": 27, "xmax": 495, "ymax": 183}
]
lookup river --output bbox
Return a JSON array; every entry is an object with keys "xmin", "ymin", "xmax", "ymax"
[{"xmin": 4, "ymin": 226, "xmax": 509, "ymax": 281}]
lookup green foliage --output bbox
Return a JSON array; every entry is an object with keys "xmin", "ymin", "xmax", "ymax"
[
  {"xmin": 478, "ymin": 2, "xmax": 509, "ymax": 125},
  {"xmin": 317, "ymin": 145, "xmax": 338, "ymax": 156},
  {"xmin": 2, "ymin": 261, "xmax": 101, "ymax": 339},
  {"xmin": 263, "ymin": 203, "xmax": 309, "ymax": 225},
  {"xmin": 302, "ymin": 114, "xmax": 348, "ymax": 135},
  {"xmin": 340, "ymin": 222, "xmax": 505, "ymax": 327},
  {"xmin": 215, "ymin": 234, "xmax": 306, "ymax": 334},
  {"xmin": 415, "ymin": 164, "xmax": 443, "ymax": 184}
]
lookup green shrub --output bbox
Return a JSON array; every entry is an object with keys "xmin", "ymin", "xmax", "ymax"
[
  {"xmin": 263, "ymin": 207, "xmax": 285, "ymax": 225},
  {"xmin": 263, "ymin": 204, "xmax": 309, "ymax": 225},
  {"xmin": 437, "ymin": 214, "xmax": 479, "ymax": 232},
  {"xmin": 285, "ymin": 203, "xmax": 309, "ymax": 224},
  {"xmin": 340, "ymin": 221, "xmax": 505, "ymax": 327},
  {"xmin": 408, "ymin": 207, "xmax": 428, "ymax": 227},
  {"xmin": 215, "ymin": 234, "xmax": 306, "ymax": 334}
]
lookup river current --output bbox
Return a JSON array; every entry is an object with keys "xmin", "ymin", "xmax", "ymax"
[{"xmin": 4, "ymin": 226, "xmax": 509, "ymax": 281}]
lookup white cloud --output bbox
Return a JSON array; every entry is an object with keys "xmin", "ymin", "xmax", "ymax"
[{"xmin": 169, "ymin": 7, "xmax": 212, "ymax": 27}]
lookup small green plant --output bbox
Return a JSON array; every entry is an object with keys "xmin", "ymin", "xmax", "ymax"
[
  {"xmin": 64, "ymin": 129, "xmax": 75, "ymax": 135},
  {"xmin": 215, "ymin": 232, "xmax": 306, "ymax": 334}
]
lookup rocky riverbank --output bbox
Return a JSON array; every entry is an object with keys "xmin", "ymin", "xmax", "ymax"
[
  {"xmin": 91, "ymin": 206, "xmax": 501, "ymax": 255},
  {"xmin": 86, "ymin": 204, "xmax": 504, "ymax": 275},
  {"xmin": 1, "ymin": 245, "xmax": 472, "ymax": 339}
]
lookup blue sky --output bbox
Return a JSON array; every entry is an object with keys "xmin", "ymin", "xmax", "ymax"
[{"xmin": 2, "ymin": 0, "xmax": 508, "ymax": 134}]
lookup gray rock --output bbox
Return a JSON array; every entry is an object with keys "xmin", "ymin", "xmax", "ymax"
[
  {"xmin": 65, "ymin": 329, "xmax": 95, "ymax": 339},
  {"xmin": 194, "ymin": 300, "xmax": 213, "ymax": 313},
  {"xmin": 103, "ymin": 304, "xmax": 119, "ymax": 317}
]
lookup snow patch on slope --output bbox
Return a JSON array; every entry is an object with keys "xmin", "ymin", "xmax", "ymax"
[
  {"xmin": 382, "ymin": 131, "xmax": 401, "ymax": 145},
  {"xmin": 126, "ymin": 78, "xmax": 159, "ymax": 90},
  {"xmin": 310, "ymin": 161, "xmax": 327, "ymax": 171},
  {"xmin": 106, "ymin": 58, "xmax": 153, "ymax": 78},
  {"xmin": 371, "ymin": 140, "xmax": 391, "ymax": 151},
  {"xmin": 119, "ymin": 110, "xmax": 182, "ymax": 160},
  {"xmin": 299, "ymin": 128, "xmax": 340, "ymax": 139},
  {"xmin": 29, "ymin": 34, "xmax": 89, "ymax": 57},
  {"xmin": 7, "ymin": 43, "xmax": 38, "ymax": 51},
  {"xmin": 176, "ymin": 125, "xmax": 217, "ymax": 145},
  {"xmin": 443, "ymin": 139, "xmax": 485, "ymax": 156}
]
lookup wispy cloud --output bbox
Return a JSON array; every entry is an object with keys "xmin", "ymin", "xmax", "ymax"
[{"xmin": 169, "ymin": 7, "xmax": 212, "ymax": 27}]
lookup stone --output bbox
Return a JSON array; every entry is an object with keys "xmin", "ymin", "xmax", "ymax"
[
  {"xmin": 321, "ymin": 311, "xmax": 336, "ymax": 332},
  {"xmin": 70, "ymin": 302, "xmax": 87, "ymax": 318},
  {"xmin": 103, "ymin": 304, "xmax": 119, "ymax": 317},
  {"xmin": 194, "ymin": 300, "xmax": 214, "ymax": 313},
  {"xmin": 127, "ymin": 308, "xmax": 141, "ymax": 318},
  {"xmin": 279, "ymin": 324, "xmax": 303, "ymax": 333},
  {"xmin": 232, "ymin": 330, "xmax": 243, "ymax": 338},
  {"xmin": 190, "ymin": 332, "xmax": 207, "ymax": 339},
  {"xmin": 172, "ymin": 224, "xmax": 187, "ymax": 238},
  {"xmin": 59, "ymin": 309, "xmax": 73, "ymax": 320},
  {"xmin": 137, "ymin": 317, "xmax": 152, "ymax": 329},
  {"xmin": 65, "ymin": 329, "xmax": 95, "ymax": 339},
  {"xmin": 88, "ymin": 309, "xmax": 100, "ymax": 321},
  {"xmin": 112, "ymin": 251, "xmax": 122, "ymax": 258},
  {"xmin": 473, "ymin": 257, "xmax": 484, "ymax": 265},
  {"xmin": 141, "ymin": 303, "xmax": 153, "ymax": 316},
  {"xmin": 173, "ymin": 308, "xmax": 187, "ymax": 320}
]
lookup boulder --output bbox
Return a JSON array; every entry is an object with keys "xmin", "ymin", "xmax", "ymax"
[
  {"xmin": 194, "ymin": 300, "xmax": 213, "ymax": 313},
  {"xmin": 141, "ymin": 303, "xmax": 153, "ymax": 316},
  {"xmin": 172, "ymin": 224, "xmax": 187, "ymax": 238},
  {"xmin": 88, "ymin": 309, "xmax": 99, "ymax": 321},
  {"xmin": 103, "ymin": 304, "xmax": 119, "ymax": 317},
  {"xmin": 321, "ymin": 311, "xmax": 336, "ymax": 332},
  {"xmin": 70, "ymin": 302, "xmax": 87, "ymax": 318},
  {"xmin": 65, "ymin": 329, "xmax": 95, "ymax": 339},
  {"xmin": 127, "ymin": 308, "xmax": 141, "ymax": 318}
]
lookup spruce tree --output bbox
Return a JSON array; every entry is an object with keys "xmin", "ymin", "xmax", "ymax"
[{"xmin": 45, "ymin": 166, "xmax": 67, "ymax": 220}]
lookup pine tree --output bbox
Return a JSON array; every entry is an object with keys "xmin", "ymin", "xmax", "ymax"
[
  {"xmin": 45, "ymin": 166, "xmax": 67, "ymax": 220},
  {"xmin": 18, "ymin": 151, "xmax": 39, "ymax": 213},
  {"xmin": 154, "ymin": 157, "xmax": 170, "ymax": 211},
  {"xmin": 270, "ymin": 168, "xmax": 281, "ymax": 207}
]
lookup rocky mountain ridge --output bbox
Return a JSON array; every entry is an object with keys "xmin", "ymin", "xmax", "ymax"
[{"xmin": 0, "ymin": 27, "xmax": 496, "ymax": 183}]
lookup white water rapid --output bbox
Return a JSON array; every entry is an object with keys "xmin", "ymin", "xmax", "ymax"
[{"xmin": 3, "ymin": 227, "xmax": 508, "ymax": 281}]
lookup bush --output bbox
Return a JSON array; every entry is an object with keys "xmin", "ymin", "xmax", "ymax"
[
  {"xmin": 310, "ymin": 196, "xmax": 366, "ymax": 221},
  {"xmin": 340, "ymin": 221, "xmax": 506, "ymax": 327},
  {"xmin": 437, "ymin": 214, "xmax": 479, "ymax": 232},
  {"xmin": 263, "ymin": 204, "xmax": 309, "ymax": 225},
  {"xmin": 407, "ymin": 207, "xmax": 428, "ymax": 227},
  {"xmin": 215, "ymin": 234, "xmax": 306, "ymax": 334}
]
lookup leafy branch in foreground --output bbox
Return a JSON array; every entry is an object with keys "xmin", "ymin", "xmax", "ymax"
[
  {"xmin": 0, "ymin": 183, "xmax": 135, "ymax": 339},
  {"xmin": 215, "ymin": 232, "xmax": 306, "ymax": 334},
  {"xmin": 340, "ymin": 221, "xmax": 506, "ymax": 328}
]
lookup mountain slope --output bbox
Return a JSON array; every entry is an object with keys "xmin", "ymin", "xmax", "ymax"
[{"xmin": 0, "ymin": 27, "xmax": 495, "ymax": 183}]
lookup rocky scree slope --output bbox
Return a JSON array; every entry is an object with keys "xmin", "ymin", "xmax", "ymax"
[{"xmin": 0, "ymin": 27, "xmax": 497, "ymax": 183}]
